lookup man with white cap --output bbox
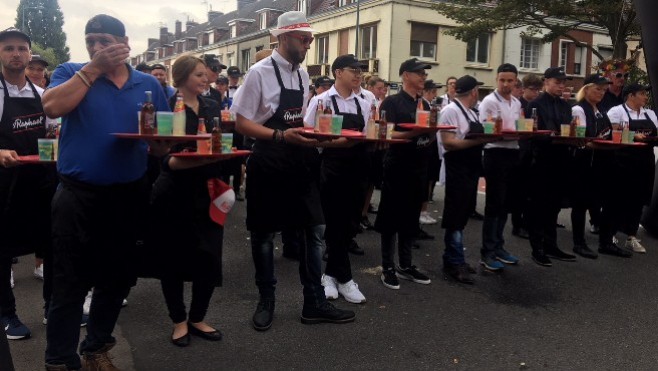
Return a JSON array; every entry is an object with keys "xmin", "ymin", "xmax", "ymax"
[{"xmin": 231, "ymin": 11, "xmax": 355, "ymax": 332}]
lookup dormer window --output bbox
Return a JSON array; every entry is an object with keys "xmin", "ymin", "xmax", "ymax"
[
  {"xmin": 230, "ymin": 24, "xmax": 237, "ymax": 38},
  {"xmin": 259, "ymin": 13, "xmax": 267, "ymax": 30},
  {"xmin": 298, "ymin": 0, "xmax": 306, "ymax": 14}
]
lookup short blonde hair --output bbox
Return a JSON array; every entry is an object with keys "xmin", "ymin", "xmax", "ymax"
[
  {"xmin": 172, "ymin": 55, "xmax": 205, "ymax": 88},
  {"xmin": 575, "ymin": 83, "xmax": 597, "ymax": 102}
]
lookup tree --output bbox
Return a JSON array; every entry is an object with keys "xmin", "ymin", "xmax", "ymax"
[
  {"xmin": 15, "ymin": 0, "xmax": 70, "ymax": 65},
  {"xmin": 31, "ymin": 43, "xmax": 58, "ymax": 69},
  {"xmin": 433, "ymin": 0, "xmax": 640, "ymax": 60}
]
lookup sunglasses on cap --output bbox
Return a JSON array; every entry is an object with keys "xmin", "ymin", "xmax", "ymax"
[
  {"xmin": 209, "ymin": 65, "xmax": 223, "ymax": 73},
  {"xmin": 286, "ymin": 33, "xmax": 314, "ymax": 45},
  {"xmin": 615, "ymin": 72, "xmax": 630, "ymax": 79}
]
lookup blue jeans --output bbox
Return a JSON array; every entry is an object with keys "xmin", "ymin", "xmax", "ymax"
[
  {"xmin": 251, "ymin": 225, "xmax": 326, "ymax": 308},
  {"xmin": 443, "ymin": 229, "xmax": 466, "ymax": 267},
  {"xmin": 481, "ymin": 215, "xmax": 508, "ymax": 260}
]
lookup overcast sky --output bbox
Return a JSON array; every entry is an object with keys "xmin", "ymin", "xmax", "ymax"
[{"xmin": 1, "ymin": 0, "xmax": 237, "ymax": 64}]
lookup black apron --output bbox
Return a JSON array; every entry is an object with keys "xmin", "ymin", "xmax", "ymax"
[
  {"xmin": 321, "ymin": 96, "xmax": 368, "ymax": 244},
  {"xmin": 441, "ymin": 101, "xmax": 484, "ymax": 230},
  {"xmin": 245, "ymin": 58, "xmax": 324, "ymax": 232},
  {"xmin": 617, "ymin": 106, "xmax": 657, "ymax": 205},
  {"xmin": 0, "ymin": 74, "xmax": 56, "ymax": 258}
]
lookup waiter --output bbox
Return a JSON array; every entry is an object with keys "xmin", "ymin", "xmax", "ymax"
[
  {"xmin": 226, "ymin": 66, "xmax": 242, "ymax": 100},
  {"xmin": 375, "ymin": 58, "xmax": 434, "ymax": 290},
  {"xmin": 231, "ymin": 11, "xmax": 355, "ymax": 331},
  {"xmin": 0, "ymin": 27, "xmax": 57, "ymax": 341},
  {"xmin": 201, "ymin": 54, "xmax": 226, "ymax": 103},
  {"xmin": 477, "ymin": 64, "xmax": 522, "ymax": 271},
  {"xmin": 439, "ymin": 75, "xmax": 493, "ymax": 284},
  {"xmin": 304, "ymin": 54, "xmax": 371, "ymax": 304},
  {"xmin": 525, "ymin": 67, "xmax": 577, "ymax": 267}
]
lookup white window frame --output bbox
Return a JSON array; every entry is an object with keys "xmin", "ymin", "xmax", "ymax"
[
  {"xmin": 317, "ymin": 35, "xmax": 329, "ymax": 65},
  {"xmin": 360, "ymin": 25, "xmax": 377, "ymax": 60},
  {"xmin": 298, "ymin": 0, "xmax": 307, "ymax": 13},
  {"xmin": 520, "ymin": 37, "xmax": 541, "ymax": 70},
  {"xmin": 230, "ymin": 25, "xmax": 237, "ymax": 38},
  {"xmin": 410, "ymin": 41, "xmax": 436, "ymax": 60},
  {"xmin": 559, "ymin": 40, "xmax": 570, "ymax": 70},
  {"xmin": 466, "ymin": 34, "xmax": 490, "ymax": 65},
  {"xmin": 227, "ymin": 52, "xmax": 235, "ymax": 68},
  {"xmin": 241, "ymin": 49, "xmax": 251, "ymax": 72},
  {"xmin": 259, "ymin": 13, "xmax": 267, "ymax": 30}
]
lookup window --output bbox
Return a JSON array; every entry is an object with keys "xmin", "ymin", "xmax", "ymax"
[
  {"xmin": 337, "ymin": 0, "xmax": 350, "ymax": 6},
  {"xmin": 410, "ymin": 23, "xmax": 438, "ymax": 60},
  {"xmin": 559, "ymin": 41, "xmax": 569, "ymax": 69},
  {"xmin": 298, "ymin": 0, "xmax": 306, "ymax": 13},
  {"xmin": 573, "ymin": 45, "xmax": 584, "ymax": 75},
  {"xmin": 230, "ymin": 25, "xmax": 236, "ymax": 38},
  {"xmin": 317, "ymin": 36, "xmax": 329, "ymax": 64},
  {"xmin": 520, "ymin": 37, "xmax": 541, "ymax": 69},
  {"xmin": 259, "ymin": 13, "xmax": 267, "ymax": 30},
  {"xmin": 241, "ymin": 49, "xmax": 250, "ymax": 72},
  {"xmin": 596, "ymin": 46, "xmax": 613, "ymax": 64},
  {"xmin": 256, "ymin": 45, "xmax": 264, "ymax": 52},
  {"xmin": 466, "ymin": 34, "xmax": 490, "ymax": 64},
  {"xmin": 228, "ymin": 52, "xmax": 235, "ymax": 68},
  {"xmin": 360, "ymin": 25, "xmax": 377, "ymax": 59}
]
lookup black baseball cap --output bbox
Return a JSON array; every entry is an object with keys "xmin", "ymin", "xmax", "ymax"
[
  {"xmin": 583, "ymin": 73, "xmax": 610, "ymax": 85},
  {"xmin": 423, "ymin": 80, "xmax": 442, "ymax": 90},
  {"xmin": 29, "ymin": 55, "xmax": 48, "ymax": 67},
  {"xmin": 497, "ymin": 63, "xmax": 518, "ymax": 74},
  {"xmin": 0, "ymin": 27, "xmax": 31, "ymax": 47},
  {"xmin": 331, "ymin": 54, "xmax": 367, "ymax": 74},
  {"xmin": 216, "ymin": 76, "xmax": 229, "ymax": 85},
  {"xmin": 151, "ymin": 63, "xmax": 167, "ymax": 71},
  {"xmin": 227, "ymin": 66, "xmax": 242, "ymax": 77},
  {"xmin": 85, "ymin": 14, "xmax": 125, "ymax": 37},
  {"xmin": 202, "ymin": 54, "xmax": 227, "ymax": 69},
  {"xmin": 135, "ymin": 62, "xmax": 152, "ymax": 72},
  {"xmin": 455, "ymin": 75, "xmax": 484, "ymax": 94},
  {"xmin": 314, "ymin": 75, "xmax": 334, "ymax": 88},
  {"xmin": 543, "ymin": 67, "xmax": 572, "ymax": 80},
  {"xmin": 623, "ymin": 83, "xmax": 651, "ymax": 97},
  {"xmin": 399, "ymin": 58, "xmax": 431, "ymax": 76}
]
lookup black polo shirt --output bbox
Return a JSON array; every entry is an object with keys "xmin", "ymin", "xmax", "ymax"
[
  {"xmin": 525, "ymin": 92, "xmax": 572, "ymax": 132},
  {"xmin": 600, "ymin": 89, "xmax": 623, "ymax": 113},
  {"xmin": 380, "ymin": 90, "xmax": 433, "ymax": 170}
]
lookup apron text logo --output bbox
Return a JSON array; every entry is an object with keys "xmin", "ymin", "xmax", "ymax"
[{"xmin": 13, "ymin": 115, "xmax": 44, "ymax": 132}]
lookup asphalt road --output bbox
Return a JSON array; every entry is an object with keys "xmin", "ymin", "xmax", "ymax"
[{"xmin": 8, "ymin": 188, "xmax": 658, "ymax": 370}]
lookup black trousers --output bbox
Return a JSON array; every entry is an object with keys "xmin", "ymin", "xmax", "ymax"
[
  {"xmin": 381, "ymin": 232, "xmax": 414, "ymax": 270},
  {"xmin": 45, "ymin": 176, "xmax": 146, "ymax": 369},
  {"xmin": 160, "ymin": 279, "xmax": 215, "ymax": 324}
]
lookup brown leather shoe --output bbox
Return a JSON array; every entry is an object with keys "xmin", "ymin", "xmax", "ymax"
[
  {"xmin": 443, "ymin": 264, "xmax": 474, "ymax": 284},
  {"xmin": 81, "ymin": 342, "xmax": 120, "ymax": 371}
]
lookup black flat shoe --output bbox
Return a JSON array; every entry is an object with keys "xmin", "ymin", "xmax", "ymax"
[
  {"xmin": 171, "ymin": 331, "xmax": 190, "ymax": 347},
  {"xmin": 188, "ymin": 322, "xmax": 223, "ymax": 341}
]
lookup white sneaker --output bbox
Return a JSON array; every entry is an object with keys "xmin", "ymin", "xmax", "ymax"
[
  {"xmin": 34, "ymin": 265, "xmax": 44, "ymax": 280},
  {"xmin": 626, "ymin": 237, "xmax": 646, "ymax": 253},
  {"xmin": 83, "ymin": 290, "xmax": 92, "ymax": 315},
  {"xmin": 321, "ymin": 274, "xmax": 338, "ymax": 300},
  {"xmin": 338, "ymin": 280, "xmax": 366, "ymax": 304},
  {"xmin": 419, "ymin": 212, "xmax": 437, "ymax": 225},
  {"xmin": 122, "ymin": 298, "xmax": 128, "ymax": 307},
  {"xmin": 10, "ymin": 269, "xmax": 14, "ymax": 289}
]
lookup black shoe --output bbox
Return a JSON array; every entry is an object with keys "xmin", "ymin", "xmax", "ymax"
[
  {"xmin": 171, "ymin": 331, "xmax": 191, "ymax": 347},
  {"xmin": 417, "ymin": 229, "xmax": 435, "ymax": 241},
  {"xmin": 396, "ymin": 265, "xmax": 431, "ymax": 284},
  {"xmin": 360, "ymin": 216, "xmax": 375, "ymax": 230},
  {"xmin": 545, "ymin": 247, "xmax": 577, "ymax": 261},
  {"xmin": 531, "ymin": 251, "xmax": 553, "ymax": 267},
  {"xmin": 252, "ymin": 298, "xmax": 275, "ymax": 331},
  {"xmin": 470, "ymin": 211, "xmax": 484, "ymax": 221},
  {"xmin": 511, "ymin": 227, "xmax": 529, "ymax": 239},
  {"xmin": 188, "ymin": 322, "xmax": 223, "ymax": 341},
  {"xmin": 301, "ymin": 302, "xmax": 356, "ymax": 325},
  {"xmin": 347, "ymin": 240, "xmax": 365, "ymax": 256},
  {"xmin": 380, "ymin": 268, "xmax": 400, "ymax": 289},
  {"xmin": 443, "ymin": 264, "xmax": 474, "ymax": 284},
  {"xmin": 556, "ymin": 223, "xmax": 566, "ymax": 229},
  {"xmin": 598, "ymin": 243, "xmax": 633, "ymax": 258},
  {"xmin": 573, "ymin": 244, "xmax": 598, "ymax": 259}
]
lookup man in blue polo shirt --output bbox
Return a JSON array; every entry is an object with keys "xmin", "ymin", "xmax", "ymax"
[{"xmin": 42, "ymin": 14, "xmax": 168, "ymax": 370}]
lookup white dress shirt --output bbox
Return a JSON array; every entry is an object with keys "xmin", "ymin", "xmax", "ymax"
[
  {"xmin": 0, "ymin": 80, "xmax": 57, "ymax": 126},
  {"xmin": 354, "ymin": 87, "xmax": 376, "ymax": 105},
  {"xmin": 304, "ymin": 86, "xmax": 371, "ymax": 131},
  {"xmin": 230, "ymin": 49, "xmax": 310, "ymax": 125},
  {"xmin": 478, "ymin": 90, "xmax": 521, "ymax": 149},
  {"xmin": 607, "ymin": 103, "xmax": 658, "ymax": 127}
]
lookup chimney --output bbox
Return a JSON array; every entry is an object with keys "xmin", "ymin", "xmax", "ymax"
[
  {"xmin": 159, "ymin": 26, "xmax": 168, "ymax": 45},
  {"xmin": 186, "ymin": 21, "xmax": 199, "ymax": 32},
  {"xmin": 175, "ymin": 20, "xmax": 182, "ymax": 39},
  {"xmin": 208, "ymin": 10, "xmax": 223, "ymax": 22},
  {"xmin": 147, "ymin": 38, "xmax": 158, "ymax": 48}
]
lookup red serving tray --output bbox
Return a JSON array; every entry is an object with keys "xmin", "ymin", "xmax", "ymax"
[
  {"xmin": 300, "ymin": 128, "xmax": 365, "ymax": 139},
  {"xmin": 465, "ymin": 133, "xmax": 505, "ymax": 139},
  {"xmin": 112, "ymin": 133, "xmax": 212, "ymax": 141},
  {"xmin": 501, "ymin": 130, "xmax": 553, "ymax": 137},
  {"xmin": 17, "ymin": 155, "xmax": 56, "ymax": 164},
  {"xmin": 171, "ymin": 150, "xmax": 252, "ymax": 159},
  {"xmin": 347, "ymin": 137, "xmax": 411, "ymax": 144},
  {"xmin": 398, "ymin": 123, "xmax": 456, "ymax": 131},
  {"xmin": 592, "ymin": 139, "xmax": 647, "ymax": 147}
]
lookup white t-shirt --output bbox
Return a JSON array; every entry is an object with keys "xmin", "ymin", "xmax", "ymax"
[
  {"xmin": 607, "ymin": 103, "xmax": 658, "ymax": 127},
  {"xmin": 304, "ymin": 86, "xmax": 371, "ymax": 131},
  {"xmin": 440, "ymin": 99, "xmax": 478, "ymax": 147},
  {"xmin": 0, "ymin": 80, "xmax": 57, "ymax": 126},
  {"xmin": 478, "ymin": 90, "xmax": 521, "ymax": 149},
  {"xmin": 230, "ymin": 49, "xmax": 310, "ymax": 125}
]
